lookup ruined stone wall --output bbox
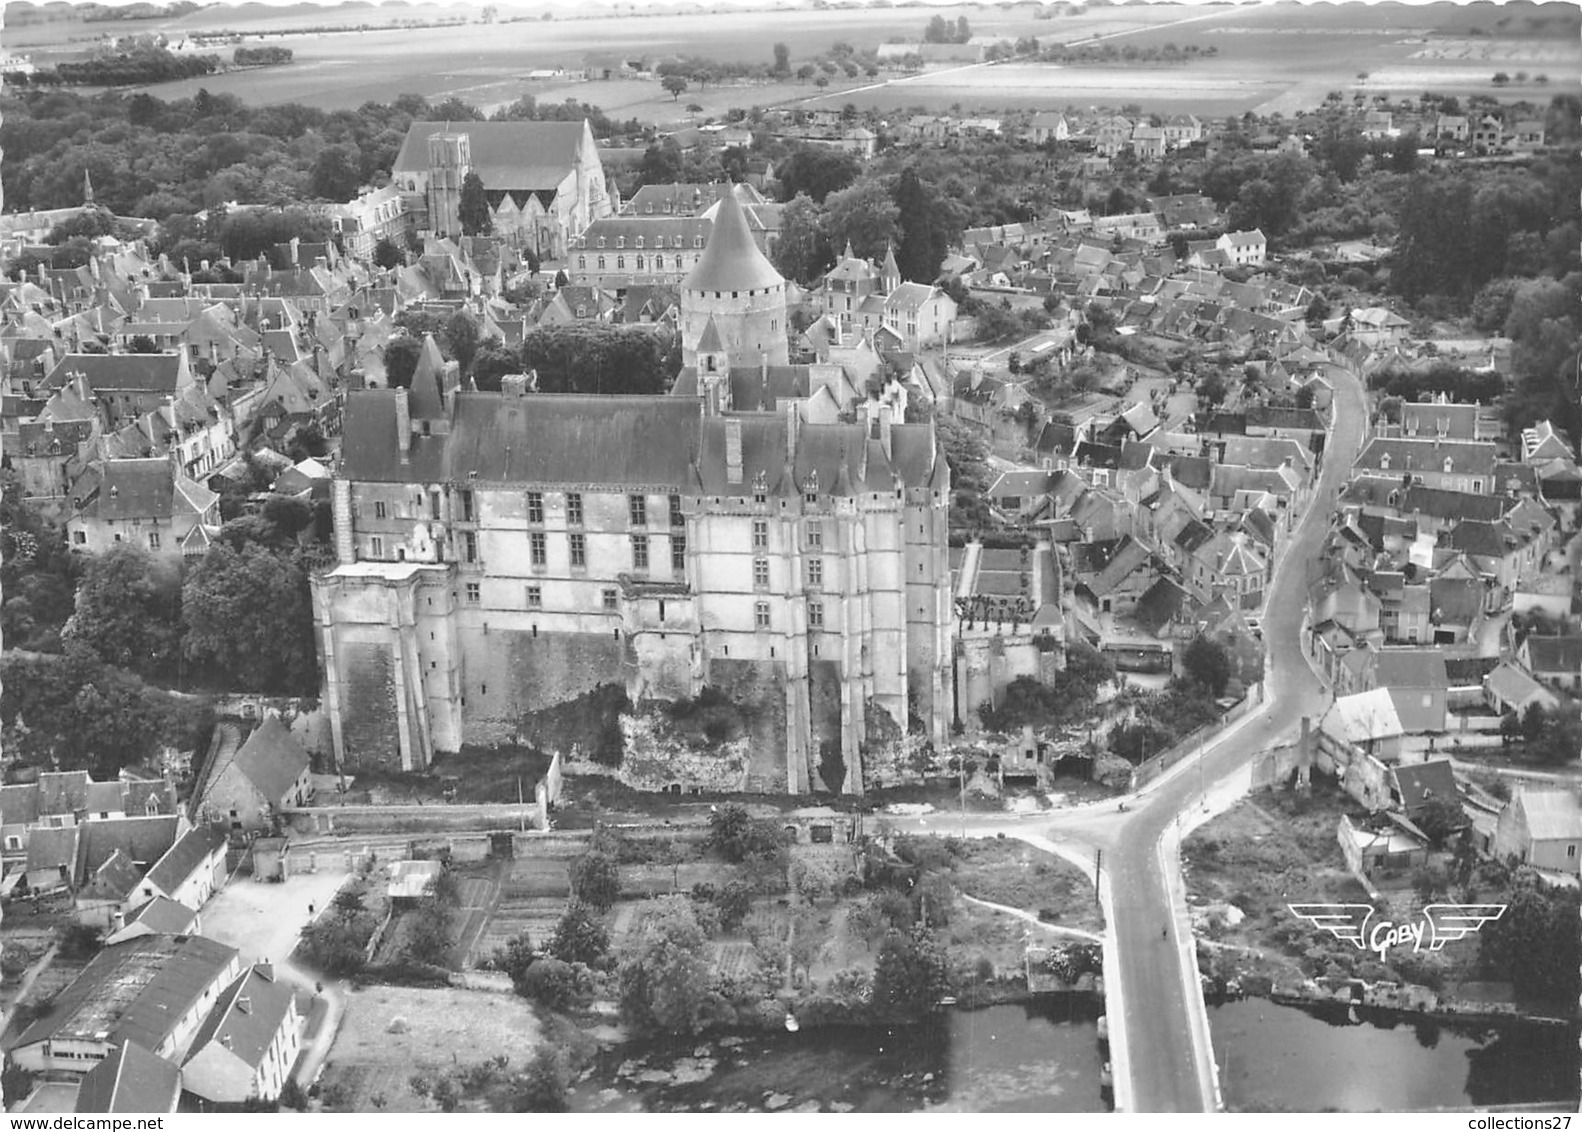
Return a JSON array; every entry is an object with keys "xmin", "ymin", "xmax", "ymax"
[
  {"xmin": 615, "ymin": 710, "xmax": 751, "ymax": 792},
  {"xmin": 460, "ymin": 628, "xmax": 628, "ymax": 745},
  {"xmin": 706, "ymin": 657, "xmax": 788, "ymax": 792}
]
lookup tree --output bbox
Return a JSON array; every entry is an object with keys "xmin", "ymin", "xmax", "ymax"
[
  {"xmin": 775, "ymin": 146, "xmax": 861, "ymax": 204},
  {"xmin": 63, "ymin": 544, "xmax": 182, "ymax": 679},
  {"xmin": 618, "ymin": 897, "xmax": 714, "ymax": 1033},
  {"xmin": 871, "ymin": 925, "xmax": 949, "ymax": 1017},
  {"xmin": 310, "ymin": 143, "xmax": 363, "ymax": 202},
  {"xmin": 470, "ymin": 340, "xmax": 519, "ymax": 392},
  {"xmin": 822, "ymin": 178, "xmax": 901, "ymax": 262},
  {"xmin": 567, "ymin": 850, "xmax": 620, "ymax": 910},
  {"xmin": 446, "ymin": 311, "xmax": 482, "ymax": 377},
  {"xmin": 772, "ymin": 192, "xmax": 832, "ymax": 284},
  {"xmin": 373, "ymin": 236, "xmax": 403, "ymax": 271},
  {"xmin": 1414, "ymin": 796, "xmax": 1467, "ymax": 848},
  {"xmin": 638, "ymin": 139, "xmax": 685, "ymax": 186},
  {"xmin": 892, "ymin": 166, "xmax": 961, "ymax": 284},
  {"xmin": 662, "ymin": 74, "xmax": 689, "ymax": 101},
  {"xmin": 181, "ymin": 542, "xmax": 316, "ymax": 694},
  {"xmin": 405, "ymin": 895, "xmax": 455, "ymax": 966},
  {"xmin": 772, "ymin": 42, "xmax": 791, "ymax": 76},
  {"xmin": 1478, "ymin": 871, "xmax": 1579, "ymax": 1004},
  {"xmin": 519, "ymin": 324, "xmax": 669, "ymax": 395},
  {"xmin": 513, "ymin": 1046, "xmax": 571, "ymax": 1112},
  {"xmin": 518, "ymin": 957, "xmax": 579, "ymax": 1010},
  {"xmin": 495, "ymin": 930, "xmax": 536, "ymax": 994},
  {"xmin": 458, "ymin": 171, "xmax": 492, "ymax": 236},
  {"xmin": 383, "ymin": 336, "xmax": 423, "ymax": 389},
  {"xmin": 547, "ymin": 900, "xmax": 610, "ymax": 965},
  {"xmin": 1182, "ymin": 635, "xmax": 1232, "ymax": 697}
]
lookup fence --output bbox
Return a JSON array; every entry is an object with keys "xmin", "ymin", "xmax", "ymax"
[{"xmin": 1127, "ymin": 683, "xmax": 1263, "ymax": 793}]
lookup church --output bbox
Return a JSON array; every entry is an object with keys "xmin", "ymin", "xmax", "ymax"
[
  {"xmin": 391, "ymin": 120, "xmax": 614, "ymax": 259},
  {"xmin": 311, "ymin": 194, "xmax": 955, "ymax": 794}
]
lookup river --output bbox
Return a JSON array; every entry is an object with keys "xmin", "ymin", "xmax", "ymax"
[
  {"xmin": 569, "ymin": 997, "xmax": 1109, "ymax": 1113},
  {"xmin": 1211, "ymin": 998, "xmax": 1582, "ymax": 1112}
]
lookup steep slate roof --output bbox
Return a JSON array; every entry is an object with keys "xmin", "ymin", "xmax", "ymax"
[
  {"xmin": 121, "ymin": 895, "xmax": 198, "ymax": 935},
  {"xmin": 1524, "ymin": 635, "xmax": 1582, "ymax": 675},
  {"xmin": 75, "ymin": 1041, "xmax": 180, "ymax": 1114},
  {"xmin": 1392, "ymin": 760, "xmax": 1458, "ymax": 812},
  {"xmin": 683, "ymin": 190, "xmax": 783, "ymax": 293},
  {"xmin": 15, "ymin": 933, "xmax": 239, "ymax": 1051},
  {"xmin": 184, "ymin": 965, "xmax": 295, "ymax": 1073},
  {"xmin": 81, "ymin": 849, "xmax": 144, "ymax": 903},
  {"xmin": 1, "ymin": 783, "xmax": 40, "ymax": 827},
  {"xmin": 340, "ymin": 390, "xmax": 703, "ymax": 488},
  {"xmin": 230, "ymin": 717, "xmax": 311, "ymax": 804},
  {"xmin": 1355, "ymin": 437, "xmax": 1498, "ymax": 476},
  {"xmin": 39, "ymin": 770, "xmax": 90, "ymax": 814},
  {"xmin": 392, "ymin": 121, "xmax": 589, "ymax": 190},
  {"xmin": 79, "ymin": 817, "xmax": 183, "ymax": 876},
  {"xmin": 1374, "ymin": 649, "xmax": 1449, "ymax": 690},
  {"xmin": 45, "ymin": 352, "xmax": 185, "ymax": 393},
  {"xmin": 143, "ymin": 825, "xmax": 226, "ymax": 896}
]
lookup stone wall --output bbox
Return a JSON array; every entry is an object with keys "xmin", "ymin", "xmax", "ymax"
[
  {"xmin": 808, "ymin": 658, "xmax": 845, "ymax": 791},
  {"xmin": 461, "ymin": 629, "xmax": 627, "ymax": 745},
  {"xmin": 338, "ymin": 639, "xmax": 401, "ymax": 770}
]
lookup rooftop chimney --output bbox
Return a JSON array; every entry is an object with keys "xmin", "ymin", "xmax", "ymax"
[
  {"xmin": 395, "ymin": 387, "xmax": 411, "ymax": 463},
  {"xmin": 725, "ymin": 417, "xmax": 743, "ymax": 486},
  {"xmin": 786, "ymin": 401, "xmax": 800, "ymax": 467}
]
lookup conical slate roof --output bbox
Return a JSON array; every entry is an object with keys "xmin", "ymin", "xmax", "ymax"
[
  {"xmin": 696, "ymin": 314, "xmax": 724, "ymax": 354},
  {"xmin": 684, "ymin": 190, "xmax": 783, "ymax": 293}
]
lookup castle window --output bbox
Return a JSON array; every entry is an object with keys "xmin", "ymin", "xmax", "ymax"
[
  {"xmin": 596, "ymin": 257, "xmax": 605, "ymax": 270},
  {"xmin": 755, "ymin": 601, "xmax": 771, "ymax": 629},
  {"xmin": 635, "ymin": 256, "xmax": 644, "ymax": 271},
  {"xmin": 669, "ymin": 495, "xmax": 684, "ymax": 526},
  {"xmin": 632, "ymin": 535, "xmax": 650, "ymax": 571},
  {"xmin": 530, "ymin": 531, "xmax": 547, "ymax": 567},
  {"xmin": 526, "ymin": 584, "xmax": 542, "ymax": 609},
  {"xmin": 617, "ymin": 256, "xmax": 625, "ymax": 269},
  {"xmin": 371, "ymin": 536, "xmax": 384, "ymax": 558},
  {"xmin": 597, "ymin": 237, "xmax": 606, "ymax": 248},
  {"xmin": 695, "ymin": 237, "xmax": 704, "ymax": 248},
  {"xmin": 752, "ymin": 519, "xmax": 769, "ymax": 549},
  {"xmin": 617, "ymin": 236, "xmax": 625, "ymax": 249},
  {"xmin": 671, "ymin": 534, "xmax": 686, "ymax": 571},
  {"xmin": 461, "ymin": 490, "xmax": 474, "ymax": 521},
  {"xmin": 578, "ymin": 257, "xmax": 587, "ymax": 270},
  {"xmin": 603, "ymin": 588, "xmax": 619, "ymax": 611},
  {"xmin": 655, "ymin": 255, "xmax": 664, "ymax": 270},
  {"xmin": 570, "ymin": 532, "xmax": 587, "ymax": 567},
  {"xmin": 375, "ymin": 501, "xmax": 387, "ymax": 520},
  {"xmin": 527, "ymin": 491, "xmax": 544, "ymax": 524},
  {"xmin": 806, "ymin": 557, "xmax": 824, "ymax": 587},
  {"xmin": 806, "ymin": 520, "xmax": 823, "ymax": 548},
  {"xmin": 566, "ymin": 492, "xmax": 583, "ymax": 525},
  {"xmin": 808, "ymin": 601, "xmax": 824, "ymax": 629},
  {"xmin": 753, "ymin": 557, "xmax": 770, "ymax": 589},
  {"xmin": 636, "ymin": 236, "xmax": 645, "ymax": 249},
  {"xmin": 629, "ymin": 494, "xmax": 647, "ymax": 526},
  {"xmin": 464, "ymin": 531, "xmax": 478, "ymax": 563},
  {"xmin": 466, "ymin": 582, "xmax": 480, "ymax": 603},
  {"xmin": 148, "ymin": 531, "xmax": 160, "ymax": 551}
]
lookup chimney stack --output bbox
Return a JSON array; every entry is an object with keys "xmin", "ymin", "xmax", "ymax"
[
  {"xmin": 786, "ymin": 401, "xmax": 800, "ymax": 467},
  {"xmin": 395, "ymin": 387, "xmax": 411, "ymax": 463},
  {"xmin": 725, "ymin": 417, "xmax": 743, "ymax": 486}
]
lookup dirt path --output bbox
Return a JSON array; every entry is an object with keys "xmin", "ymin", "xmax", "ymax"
[{"xmin": 961, "ymin": 895, "xmax": 1105, "ymax": 943}]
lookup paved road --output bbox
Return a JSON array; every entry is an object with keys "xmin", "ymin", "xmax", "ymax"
[{"xmin": 890, "ymin": 361, "xmax": 1368, "ymax": 1110}]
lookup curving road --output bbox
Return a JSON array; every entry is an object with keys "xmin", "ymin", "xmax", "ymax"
[{"xmin": 893, "ymin": 362, "xmax": 1368, "ymax": 1110}]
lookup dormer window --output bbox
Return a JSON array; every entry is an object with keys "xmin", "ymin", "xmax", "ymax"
[
  {"xmin": 694, "ymin": 236, "xmax": 704, "ymax": 248},
  {"xmin": 1379, "ymin": 453, "xmax": 1391, "ymax": 470},
  {"xmin": 1443, "ymin": 458, "xmax": 1453, "ymax": 474},
  {"xmin": 635, "ymin": 237, "xmax": 645, "ymax": 249},
  {"xmin": 597, "ymin": 238, "xmax": 606, "ymax": 248},
  {"xmin": 617, "ymin": 237, "xmax": 625, "ymax": 249}
]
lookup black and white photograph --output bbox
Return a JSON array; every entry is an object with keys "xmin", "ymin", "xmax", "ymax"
[{"xmin": 0, "ymin": 0, "xmax": 1577, "ymax": 1116}]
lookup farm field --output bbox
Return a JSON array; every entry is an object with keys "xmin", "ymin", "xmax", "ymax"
[{"xmin": 16, "ymin": 1, "xmax": 1574, "ymax": 120}]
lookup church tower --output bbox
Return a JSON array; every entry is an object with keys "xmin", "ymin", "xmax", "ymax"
[
  {"xmin": 680, "ymin": 190, "xmax": 788, "ymax": 368},
  {"xmin": 426, "ymin": 131, "xmax": 472, "ymax": 239}
]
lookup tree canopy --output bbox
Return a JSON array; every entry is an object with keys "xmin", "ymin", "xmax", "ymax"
[{"xmin": 181, "ymin": 540, "xmax": 317, "ymax": 694}]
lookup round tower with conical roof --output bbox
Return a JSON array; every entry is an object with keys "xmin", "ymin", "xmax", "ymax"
[{"xmin": 681, "ymin": 190, "xmax": 788, "ymax": 368}]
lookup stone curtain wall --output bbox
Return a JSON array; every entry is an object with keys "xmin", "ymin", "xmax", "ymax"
[
  {"xmin": 339, "ymin": 640, "xmax": 401, "ymax": 770},
  {"xmin": 461, "ymin": 629, "xmax": 627, "ymax": 745}
]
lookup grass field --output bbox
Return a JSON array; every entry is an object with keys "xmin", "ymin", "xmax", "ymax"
[
  {"xmin": 25, "ymin": 1, "xmax": 1571, "ymax": 120},
  {"xmin": 317, "ymin": 983, "xmax": 545, "ymax": 1112}
]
